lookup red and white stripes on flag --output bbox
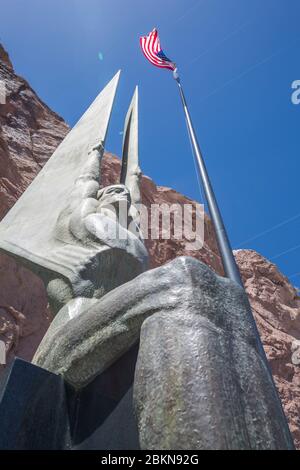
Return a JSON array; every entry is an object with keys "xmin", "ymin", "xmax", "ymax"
[{"xmin": 140, "ymin": 28, "xmax": 176, "ymax": 71}]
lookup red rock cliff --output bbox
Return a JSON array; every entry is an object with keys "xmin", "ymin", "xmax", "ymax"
[{"xmin": 0, "ymin": 44, "xmax": 299, "ymax": 448}]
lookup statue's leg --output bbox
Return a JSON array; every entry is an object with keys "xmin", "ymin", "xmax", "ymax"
[
  {"xmin": 33, "ymin": 256, "xmax": 293, "ymax": 449},
  {"xmin": 133, "ymin": 256, "xmax": 294, "ymax": 450}
]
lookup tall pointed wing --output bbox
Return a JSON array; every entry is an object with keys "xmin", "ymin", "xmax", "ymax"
[
  {"xmin": 120, "ymin": 87, "xmax": 141, "ymax": 213},
  {"xmin": 0, "ymin": 71, "xmax": 121, "ymax": 278}
]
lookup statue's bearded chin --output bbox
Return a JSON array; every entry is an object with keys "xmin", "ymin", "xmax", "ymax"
[{"xmin": 97, "ymin": 196, "xmax": 131, "ymax": 222}]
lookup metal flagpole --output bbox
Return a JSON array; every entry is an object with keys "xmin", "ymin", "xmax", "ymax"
[
  {"xmin": 173, "ymin": 68, "xmax": 243, "ymax": 287},
  {"xmin": 140, "ymin": 27, "xmax": 294, "ymax": 444},
  {"xmin": 173, "ymin": 69, "xmax": 296, "ymax": 445}
]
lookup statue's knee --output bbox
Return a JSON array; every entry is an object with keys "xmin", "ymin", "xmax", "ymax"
[{"xmin": 162, "ymin": 256, "xmax": 217, "ymax": 288}]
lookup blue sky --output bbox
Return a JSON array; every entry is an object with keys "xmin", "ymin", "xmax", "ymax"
[{"xmin": 0, "ymin": 0, "xmax": 299, "ymax": 286}]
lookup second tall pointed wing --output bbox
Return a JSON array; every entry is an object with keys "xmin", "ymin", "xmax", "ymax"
[{"xmin": 120, "ymin": 87, "xmax": 141, "ymax": 212}]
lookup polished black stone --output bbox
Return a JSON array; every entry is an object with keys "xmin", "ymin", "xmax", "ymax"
[
  {"xmin": 0, "ymin": 358, "xmax": 71, "ymax": 450},
  {"xmin": 0, "ymin": 345, "xmax": 140, "ymax": 450}
]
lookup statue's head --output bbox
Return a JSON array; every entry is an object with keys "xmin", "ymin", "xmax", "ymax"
[{"xmin": 97, "ymin": 184, "xmax": 131, "ymax": 210}]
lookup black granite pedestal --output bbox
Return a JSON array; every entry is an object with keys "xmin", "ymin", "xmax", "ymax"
[{"xmin": 0, "ymin": 345, "xmax": 140, "ymax": 450}]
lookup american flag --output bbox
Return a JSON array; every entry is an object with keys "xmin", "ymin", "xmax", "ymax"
[{"xmin": 140, "ymin": 28, "xmax": 176, "ymax": 71}]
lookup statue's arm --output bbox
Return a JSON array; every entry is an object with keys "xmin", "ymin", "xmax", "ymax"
[{"xmin": 32, "ymin": 258, "xmax": 180, "ymax": 388}]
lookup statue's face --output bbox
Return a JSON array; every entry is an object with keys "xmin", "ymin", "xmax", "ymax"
[{"xmin": 97, "ymin": 184, "xmax": 131, "ymax": 210}]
